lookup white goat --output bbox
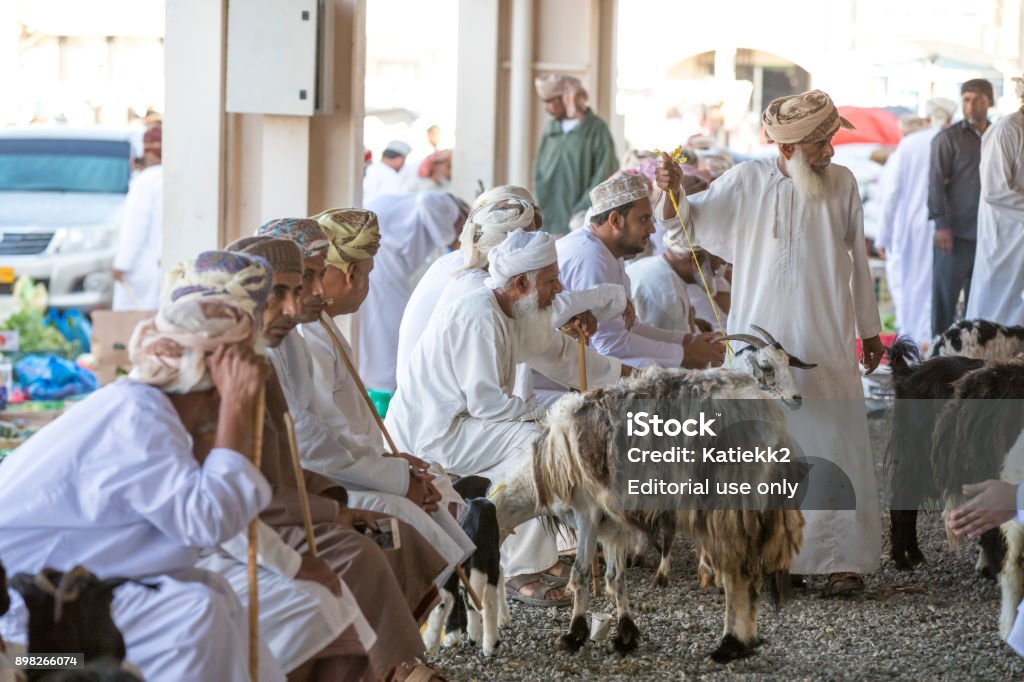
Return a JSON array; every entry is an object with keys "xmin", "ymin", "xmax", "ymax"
[{"xmin": 490, "ymin": 326, "xmax": 811, "ymax": 662}]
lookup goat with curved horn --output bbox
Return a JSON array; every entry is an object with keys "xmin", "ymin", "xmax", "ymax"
[
  {"xmin": 717, "ymin": 334, "xmax": 767, "ymax": 349},
  {"xmin": 750, "ymin": 325, "xmax": 780, "ymax": 346},
  {"xmin": 52, "ymin": 565, "xmax": 91, "ymax": 623}
]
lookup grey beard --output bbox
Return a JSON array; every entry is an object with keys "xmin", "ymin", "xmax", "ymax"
[{"xmin": 788, "ymin": 150, "xmax": 835, "ymax": 201}]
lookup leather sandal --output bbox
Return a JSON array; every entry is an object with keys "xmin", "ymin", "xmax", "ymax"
[{"xmin": 505, "ymin": 572, "xmax": 572, "ymax": 607}]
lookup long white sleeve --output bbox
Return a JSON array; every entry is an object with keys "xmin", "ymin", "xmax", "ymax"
[
  {"xmin": 981, "ymin": 121, "xmax": 1024, "ymax": 224},
  {"xmin": 220, "ymin": 519, "xmax": 302, "ymax": 579}
]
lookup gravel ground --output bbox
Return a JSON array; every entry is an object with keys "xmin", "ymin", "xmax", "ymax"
[{"xmin": 432, "ymin": 415, "xmax": 1024, "ymax": 681}]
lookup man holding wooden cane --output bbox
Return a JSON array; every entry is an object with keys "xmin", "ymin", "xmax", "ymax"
[{"xmin": 0, "ymin": 251, "xmax": 281, "ymax": 681}]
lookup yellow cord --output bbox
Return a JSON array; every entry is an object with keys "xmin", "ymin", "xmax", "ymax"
[{"xmin": 653, "ymin": 146, "xmax": 732, "ymax": 360}]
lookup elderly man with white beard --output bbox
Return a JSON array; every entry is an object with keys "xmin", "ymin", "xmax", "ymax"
[
  {"xmin": 386, "ymin": 230, "xmax": 631, "ymax": 606},
  {"xmin": 655, "ymin": 89, "xmax": 885, "ymax": 595}
]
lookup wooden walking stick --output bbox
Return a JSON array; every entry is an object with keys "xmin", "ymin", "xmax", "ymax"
[
  {"xmin": 284, "ymin": 411, "xmax": 318, "ymax": 557},
  {"xmin": 248, "ymin": 385, "xmax": 266, "ymax": 682},
  {"xmin": 574, "ymin": 325, "xmax": 602, "ymax": 594},
  {"xmin": 317, "ymin": 310, "xmax": 483, "ymax": 611}
]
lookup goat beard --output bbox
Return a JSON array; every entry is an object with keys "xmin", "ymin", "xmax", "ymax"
[
  {"xmin": 787, "ymin": 148, "xmax": 836, "ymax": 201},
  {"xmin": 511, "ymin": 288, "xmax": 554, "ymax": 333}
]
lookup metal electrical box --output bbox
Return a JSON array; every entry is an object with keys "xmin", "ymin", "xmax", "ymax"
[{"xmin": 226, "ymin": 0, "xmax": 335, "ymax": 116}]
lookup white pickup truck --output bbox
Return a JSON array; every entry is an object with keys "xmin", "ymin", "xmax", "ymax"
[{"xmin": 0, "ymin": 127, "xmax": 141, "ymax": 310}]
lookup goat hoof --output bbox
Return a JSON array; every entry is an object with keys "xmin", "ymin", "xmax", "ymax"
[
  {"xmin": 651, "ymin": 572, "xmax": 669, "ymax": 588},
  {"xmin": 891, "ymin": 553, "xmax": 914, "ymax": 571},
  {"xmin": 609, "ymin": 615, "xmax": 640, "ymax": 656},
  {"xmin": 710, "ymin": 633, "xmax": 756, "ymax": 663},
  {"xmin": 558, "ymin": 615, "xmax": 589, "ymax": 653},
  {"xmin": 907, "ymin": 548, "xmax": 925, "ymax": 566}
]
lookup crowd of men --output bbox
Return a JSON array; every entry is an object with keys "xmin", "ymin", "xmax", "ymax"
[
  {"xmin": 877, "ymin": 76, "xmax": 1024, "ymax": 346},
  {"xmin": 0, "ymin": 74, "xmax": 1022, "ymax": 680}
]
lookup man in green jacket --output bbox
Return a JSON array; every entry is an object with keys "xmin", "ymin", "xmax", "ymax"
[{"xmin": 533, "ymin": 74, "xmax": 618, "ymax": 235}]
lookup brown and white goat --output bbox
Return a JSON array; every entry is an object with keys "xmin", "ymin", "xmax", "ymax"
[{"xmin": 491, "ymin": 343, "xmax": 807, "ymax": 663}]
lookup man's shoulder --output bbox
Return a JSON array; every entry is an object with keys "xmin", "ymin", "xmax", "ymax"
[{"xmin": 582, "ymin": 110, "xmax": 612, "ymax": 131}]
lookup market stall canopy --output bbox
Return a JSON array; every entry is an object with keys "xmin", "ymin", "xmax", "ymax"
[{"xmin": 832, "ymin": 107, "xmax": 902, "ymax": 146}]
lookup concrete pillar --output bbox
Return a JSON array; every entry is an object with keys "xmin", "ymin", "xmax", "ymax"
[
  {"xmin": 259, "ymin": 115, "xmax": 311, "ymax": 220},
  {"xmin": 164, "ymin": 0, "xmax": 226, "ymax": 269},
  {"xmin": 452, "ymin": 0, "xmax": 501, "ymax": 201},
  {"xmin": 506, "ymin": 0, "xmax": 534, "ymax": 187}
]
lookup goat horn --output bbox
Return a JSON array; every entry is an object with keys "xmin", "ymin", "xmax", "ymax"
[
  {"xmin": 788, "ymin": 354, "xmax": 817, "ymax": 370},
  {"xmin": 52, "ymin": 565, "xmax": 91, "ymax": 624},
  {"xmin": 718, "ymin": 334, "xmax": 767, "ymax": 349},
  {"xmin": 33, "ymin": 570, "xmax": 59, "ymax": 595},
  {"xmin": 750, "ymin": 325, "xmax": 780, "ymax": 346}
]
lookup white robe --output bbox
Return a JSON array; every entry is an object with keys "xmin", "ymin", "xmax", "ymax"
[
  {"xmin": 0, "ymin": 380, "xmax": 278, "ymax": 681},
  {"xmin": 672, "ymin": 157, "xmax": 882, "ymax": 574},
  {"xmin": 362, "ymin": 162, "xmax": 405, "ymax": 204},
  {"xmin": 112, "ymin": 165, "xmax": 162, "ymax": 311},
  {"xmin": 625, "ymin": 255, "xmax": 693, "ymax": 333},
  {"xmin": 297, "ymin": 319, "xmax": 476, "ymax": 583},
  {"xmin": 360, "ymin": 192, "xmax": 459, "ymax": 391},
  {"xmin": 877, "ymin": 128, "xmax": 939, "ymax": 345},
  {"xmin": 396, "ymin": 249, "xmax": 465, "ymax": 384},
  {"xmin": 198, "ymin": 520, "xmax": 373, "ymax": 673},
  {"xmin": 385, "ymin": 287, "xmax": 621, "ymax": 576},
  {"xmin": 688, "ymin": 274, "xmax": 730, "ymax": 332},
  {"xmin": 556, "ymin": 227, "xmax": 686, "ymax": 368},
  {"xmin": 966, "ymin": 110, "xmax": 1024, "ymax": 325}
]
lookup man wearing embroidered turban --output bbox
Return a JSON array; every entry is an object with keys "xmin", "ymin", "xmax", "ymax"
[
  {"xmin": 0, "ymin": 250, "xmax": 280, "ymax": 681},
  {"xmin": 533, "ymin": 73, "xmax": 618, "ymax": 235},
  {"xmin": 654, "ymin": 89, "xmax": 885, "ymax": 596}
]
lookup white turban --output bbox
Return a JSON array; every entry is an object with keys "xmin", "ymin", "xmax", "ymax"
[
  {"xmin": 460, "ymin": 198, "xmax": 536, "ymax": 269},
  {"xmin": 926, "ymin": 97, "xmax": 957, "ymax": 125},
  {"xmin": 762, "ymin": 89, "xmax": 854, "ymax": 144},
  {"xmin": 484, "ymin": 228, "xmax": 557, "ymax": 289},
  {"xmin": 472, "ymin": 184, "xmax": 537, "ymax": 210}
]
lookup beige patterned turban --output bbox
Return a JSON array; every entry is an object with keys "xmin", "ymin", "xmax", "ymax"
[
  {"xmin": 313, "ymin": 208, "xmax": 381, "ymax": 272},
  {"xmin": 589, "ymin": 174, "xmax": 648, "ymax": 215},
  {"xmin": 1014, "ymin": 75, "xmax": 1024, "ymax": 103},
  {"xmin": 226, "ymin": 236, "xmax": 303, "ymax": 276},
  {"xmin": 459, "ymin": 197, "xmax": 536, "ymax": 270},
  {"xmin": 472, "ymin": 184, "xmax": 537, "ymax": 210},
  {"xmin": 130, "ymin": 250, "xmax": 270, "ymax": 394},
  {"xmin": 762, "ymin": 90, "xmax": 854, "ymax": 145},
  {"xmin": 534, "ymin": 74, "xmax": 588, "ymax": 118}
]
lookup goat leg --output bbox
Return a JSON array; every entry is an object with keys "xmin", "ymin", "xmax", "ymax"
[
  {"xmin": 606, "ymin": 536, "xmax": 640, "ymax": 656},
  {"xmin": 652, "ymin": 514, "xmax": 675, "ymax": 588},
  {"xmin": 711, "ymin": 569, "xmax": 759, "ymax": 663},
  {"xmin": 559, "ymin": 514, "xmax": 598, "ymax": 653}
]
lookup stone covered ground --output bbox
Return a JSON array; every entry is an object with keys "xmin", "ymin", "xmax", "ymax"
[{"xmin": 431, "ymin": 414, "xmax": 1024, "ymax": 681}]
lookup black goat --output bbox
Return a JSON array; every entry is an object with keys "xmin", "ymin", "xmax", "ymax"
[
  {"xmin": 10, "ymin": 566, "xmax": 144, "ymax": 682},
  {"xmin": 885, "ymin": 337, "xmax": 984, "ymax": 569},
  {"xmin": 423, "ymin": 495, "xmax": 506, "ymax": 656}
]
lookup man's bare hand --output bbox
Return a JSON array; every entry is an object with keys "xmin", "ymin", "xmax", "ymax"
[
  {"xmin": 567, "ymin": 311, "xmax": 597, "ymax": 340},
  {"xmin": 683, "ymin": 332, "xmax": 725, "ymax": 368},
  {"xmin": 336, "ymin": 507, "xmax": 380, "ymax": 532},
  {"xmin": 949, "ymin": 480, "xmax": 1018, "ymax": 539},
  {"xmin": 295, "ymin": 555, "xmax": 341, "ymax": 597},
  {"xmin": 654, "ymin": 152, "xmax": 683, "ymax": 194},
  {"xmin": 395, "ymin": 451, "xmax": 430, "ymax": 472},
  {"xmin": 622, "ymin": 300, "xmax": 637, "ymax": 331},
  {"xmin": 934, "ymin": 227, "xmax": 954, "ymax": 253},
  {"xmin": 860, "ymin": 335, "xmax": 884, "ymax": 374},
  {"xmin": 112, "ymin": 269, "xmax": 126, "ymax": 283},
  {"xmin": 208, "ymin": 344, "xmax": 268, "ymax": 405}
]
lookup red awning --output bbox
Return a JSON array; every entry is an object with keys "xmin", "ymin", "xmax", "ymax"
[{"xmin": 832, "ymin": 106, "xmax": 903, "ymax": 146}]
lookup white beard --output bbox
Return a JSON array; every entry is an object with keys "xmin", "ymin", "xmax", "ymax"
[
  {"xmin": 512, "ymin": 289, "xmax": 554, "ymax": 334},
  {"xmin": 699, "ymin": 258, "xmax": 718, "ymax": 297},
  {"xmin": 787, "ymin": 148, "xmax": 836, "ymax": 201}
]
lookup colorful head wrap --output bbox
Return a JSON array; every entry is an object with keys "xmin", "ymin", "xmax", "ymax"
[
  {"xmin": 762, "ymin": 90, "xmax": 854, "ymax": 145},
  {"xmin": 256, "ymin": 218, "xmax": 329, "ymax": 259},
  {"xmin": 130, "ymin": 250, "xmax": 271, "ymax": 394},
  {"xmin": 226, "ymin": 236, "xmax": 302, "ymax": 276},
  {"xmin": 312, "ymin": 208, "xmax": 381, "ymax": 272}
]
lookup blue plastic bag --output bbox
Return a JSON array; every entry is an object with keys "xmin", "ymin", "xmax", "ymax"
[{"xmin": 14, "ymin": 354, "xmax": 98, "ymax": 400}]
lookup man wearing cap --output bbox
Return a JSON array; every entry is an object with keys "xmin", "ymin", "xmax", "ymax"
[
  {"xmin": 656, "ymin": 89, "xmax": 885, "ymax": 594},
  {"xmin": 363, "ymin": 140, "xmax": 411, "ymax": 203},
  {"xmin": 876, "ymin": 97, "xmax": 957, "ymax": 346},
  {"xmin": 0, "ymin": 251, "xmax": 282, "ymax": 681},
  {"xmin": 112, "ymin": 120, "xmax": 163, "ymax": 311},
  {"xmin": 386, "ymin": 229, "xmax": 628, "ymax": 607},
  {"xmin": 928, "ymin": 79, "xmax": 993, "ymax": 335},
  {"xmin": 554, "ymin": 173, "xmax": 726, "ymax": 372},
  {"xmin": 966, "ymin": 75, "xmax": 1024, "ymax": 325},
  {"xmin": 533, "ymin": 74, "xmax": 618, "ymax": 235}
]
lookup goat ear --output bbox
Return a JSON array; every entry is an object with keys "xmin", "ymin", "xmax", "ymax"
[
  {"xmin": 788, "ymin": 354, "xmax": 817, "ymax": 370},
  {"xmin": 9, "ymin": 573, "xmax": 43, "ymax": 599}
]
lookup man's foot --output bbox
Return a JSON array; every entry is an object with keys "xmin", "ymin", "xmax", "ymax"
[
  {"xmin": 394, "ymin": 661, "xmax": 446, "ymax": 682},
  {"xmin": 542, "ymin": 556, "xmax": 573, "ymax": 585},
  {"xmin": 505, "ymin": 573, "xmax": 571, "ymax": 607},
  {"xmin": 825, "ymin": 572, "xmax": 864, "ymax": 596}
]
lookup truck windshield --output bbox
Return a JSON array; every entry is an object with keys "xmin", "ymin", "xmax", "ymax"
[{"xmin": 0, "ymin": 138, "xmax": 131, "ymax": 194}]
